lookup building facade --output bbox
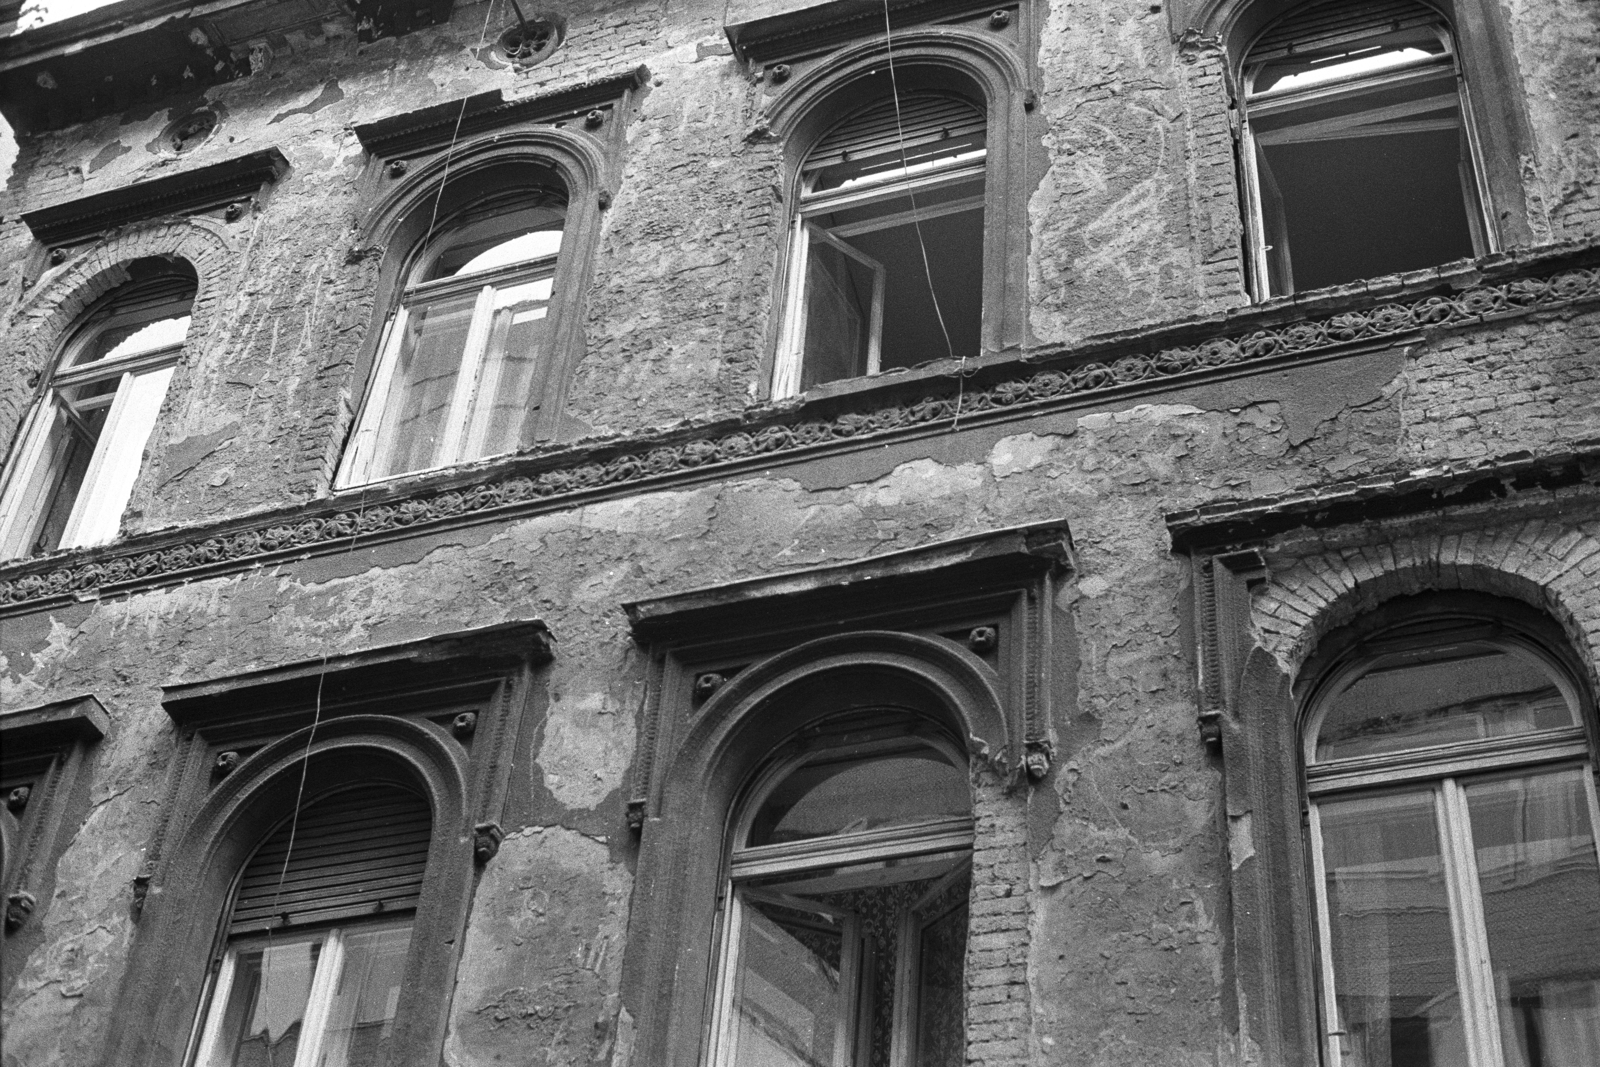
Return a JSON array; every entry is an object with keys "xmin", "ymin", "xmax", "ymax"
[{"xmin": 1, "ymin": 0, "xmax": 1597, "ymax": 1065}]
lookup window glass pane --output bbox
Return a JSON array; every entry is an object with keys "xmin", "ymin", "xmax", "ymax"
[
  {"xmin": 727, "ymin": 897, "xmax": 848, "ymax": 1067},
  {"xmin": 28, "ymin": 393, "xmax": 111, "ymax": 556},
  {"xmin": 422, "ymin": 200, "xmax": 565, "ymax": 282},
  {"xmin": 1251, "ymin": 73, "xmax": 1475, "ymax": 293},
  {"xmin": 371, "ymin": 290, "xmax": 479, "ymax": 480},
  {"xmin": 1316, "ymin": 645, "xmax": 1575, "ymax": 762},
  {"xmin": 463, "ymin": 276, "xmax": 554, "ymax": 460},
  {"xmin": 1466, "ymin": 769, "xmax": 1600, "ymax": 1067},
  {"xmin": 317, "ymin": 921, "xmax": 414, "ymax": 1067},
  {"xmin": 201, "ymin": 934, "xmax": 325, "ymax": 1067},
  {"xmin": 916, "ymin": 896, "xmax": 968, "ymax": 1067},
  {"xmin": 1318, "ymin": 790, "xmax": 1468, "ymax": 1067},
  {"xmin": 800, "ymin": 234, "xmax": 878, "ymax": 390},
  {"xmin": 448, "ymin": 229, "xmax": 562, "ymax": 277},
  {"xmin": 1253, "ymin": 27, "xmax": 1449, "ymax": 96},
  {"xmin": 79, "ymin": 314, "xmax": 192, "ymax": 365},
  {"xmin": 748, "ymin": 750, "xmax": 968, "ymax": 847}
]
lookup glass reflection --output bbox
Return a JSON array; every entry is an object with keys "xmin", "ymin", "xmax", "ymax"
[
  {"xmin": 1317, "ymin": 645, "xmax": 1574, "ymax": 762},
  {"xmin": 1319, "ymin": 790, "xmax": 1467, "ymax": 1067},
  {"xmin": 728, "ymin": 900, "xmax": 847, "ymax": 1067},
  {"xmin": 1466, "ymin": 770, "xmax": 1600, "ymax": 1067},
  {"xmin": 748, "ymin": 751, "xmax": 968, "ymax": 847},
  {"xmin": 201, "ymin": 934, "xmax": 324, "ymax": 1067}
]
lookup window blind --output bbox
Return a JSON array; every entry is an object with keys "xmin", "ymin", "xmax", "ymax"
[
  {"xmin": 1250, "ymin": 0, "xmax": 1445, "ymax": 62},
  {"xmin": 805, "ymin": 92, "xmax": 985, "ymax": 172},
  {"xmin": 228, "ymin": 784, "xmax": 431, "ymax": 935}
]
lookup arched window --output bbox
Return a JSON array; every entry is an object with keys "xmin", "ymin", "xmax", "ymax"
[
  {"xmin": 188, "ymin": 783, "xmax": 432, "ymax": 1067},
  {"xmin": 0, "ymin": 259, "xmax": 195, "ymax": 558},
  {"xmin": 1239, "ymin": 0, "xmax": 1488, "ymax": 298},
  {"xmin": 1303, "ymin": 603, "xmax": 1600, "ymax": 1067},
  {"xmin": 338, "ymin": 181, "xmax": 567, "ymax": 487},
  {"xmin": 773, "ymin": 71, "xmax": 988, "ymax": 398},
  {"xmin": 708, "ymin": 711, "xmax": 972, "ymax": 1067}
]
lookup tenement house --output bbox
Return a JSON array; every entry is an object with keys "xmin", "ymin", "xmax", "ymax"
[{"xmin": 1, "ymin": 0, "xmax": 1598, "ymax": 1064}]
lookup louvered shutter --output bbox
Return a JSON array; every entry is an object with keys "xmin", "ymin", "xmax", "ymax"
[
  {"xmin": 229, "ymin": 784, "xmax": 431, "ymax": 935},
  {"xmin": 804, "ymin": 92, "xmax": 985, "ymax": 173},
  {"xmin": 1249, "ymin": 0, "xmax": 1446, "ymax": 63}
]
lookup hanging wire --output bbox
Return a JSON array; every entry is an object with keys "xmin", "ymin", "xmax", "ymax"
[
  {"xmin": 420, "ymin": 0, "xmax": 504, "ymax": 251},
  {"xmin": 877, "ymin": 0, "xmax": 978, "ymax": 430}
]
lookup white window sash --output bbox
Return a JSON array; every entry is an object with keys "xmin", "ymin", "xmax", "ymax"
[
  {"xmin": 772, "ymin": 214, "xmax": 813, "ymax": 400},
  {"xmin": 434, "ymin": 284, "xmax": 498, "ymax": 469},
  {"xmin": 338, "ymin": 306, "xmax": 409, "ymax": 488},
  {"xmin": 189, "ymin": 951, "xmax": 240, "ymax": 1067},
  {"xmin": 59, "ymin": 363, "xmax": 175, "ymax": 550},
  {"xmin": 0, "ymin": 401, "xmax": 68, "ymax": 557},
  {"xmin": 1437, "ymin": 778, "xmax": 1506, "ymax": 1067},
  {"xmin": 292, "ymin": 928, "xmax": 347, "ymax": 1067}
]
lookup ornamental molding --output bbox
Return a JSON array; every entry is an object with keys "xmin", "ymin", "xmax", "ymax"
[{"xmin": 3, "ymin": 248, "xmax": 1599, "ymax": 613}]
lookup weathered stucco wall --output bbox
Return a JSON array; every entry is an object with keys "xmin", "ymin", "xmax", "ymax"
[{"xmin": 2, "ymin": 0, "xmax": 1600, "ymax": 1064}]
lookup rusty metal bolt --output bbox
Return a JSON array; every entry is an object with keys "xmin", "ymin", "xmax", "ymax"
[
  {"xmin": 967, "ymin": 626, "xmax": 998, "ymax": 653},
  {"xmin": 989, "ymin": 9, "xmax": 1012, "ymax": 28},
  {"xmin": 694, "ymin": 672, "xmax": 727, "ymax": 701},
  {"xmin": 585, "ymin": 109, "xmax": 605, "ymax": 129},
  {"xmin": 452, "ymin": 711, "xmax": 478, "ymax": 738},
  {"xmin": 48, "ymin": 248, "xmax": 67, "ymax": 266},
  {"xmin": 6, "ymin": 786, "xmax": 30, "ymax": 813},
  {"xmin": 224, "ymin": 201, "xmax": 245, "ymax": 222},
  {"xmin": 388, "ymin": 158, "xmax": 408, "ymax": 178},
  {"xmin": 214, "ymin": 751, "xmax": 241, "ymax": 778},
  {"xmin": 769, "ymin": 63, "xmax": 791, "ymax": 84}
]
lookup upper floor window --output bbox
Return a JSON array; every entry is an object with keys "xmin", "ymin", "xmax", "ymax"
[
  {"xmin": 1304, "ymin": 611, "xmax": 1600, "ymax": 1067},
  {"xmin": 1240, "ymin": 0, "xmax": 1489, "ymax": 298},
  {"xmin": 189, "ymin": 783, "xmax": 430, "ymax": 1067},
  {"xmin": 338, "ymin": 187, "xmax": 566, "ymax": 487},
  {"xmin": 0, "ymin": 260, "xmax": 194, "ymax": 558},
  {"xmin": 773, "ymin": 75, "xmax": 987, "ymax": 398},
  {"xmin": 709, "ymin": 712, "xmax": 972, "ymax": 1066}
]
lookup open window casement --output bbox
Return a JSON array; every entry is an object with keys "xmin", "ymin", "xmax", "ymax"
[
  {"xmin": 338, "ymin": 192, "xmax": 565, "ymax": 487},
  {"xmin": 708, "ymin": 715, "xmax": 974, "ymax": 1067},
  {"xmin": 1303, "ymin": 620, "xmax": 1600, "ymax": 1067},
  {"xmin": 0, "ymin": 268, "xmax": 193, "ymax": 559},
  {"xmin": 773, "ymin": 91, "xmax": 986, "ymax": 398},
  {"xmin": 1240, "ymin": 0, "xmax": 1491, "ymax": 299},
  {"xmin": 188, "ymin": 784, "xmax": 429, "ymax": 1067}
]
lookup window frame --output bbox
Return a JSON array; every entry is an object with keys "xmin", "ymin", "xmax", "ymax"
[
  {"xmin": 1300, "ymin": 622, "xmax": 1600, "ymax": 1067},
  {"xmin": 706, "ymin": 725, "xmax": 976, "ymax": 1067},
  {"xmin": 339, "ymin": 126, "xmax": 613, "ymax": 491},
  {"xmin": 756, "ymin": 24, "xmax": 1036, "ymax": 402},
  {"xmin": 337, "ymin": 188, "xmax": 569, "ymax": 488},
  {"xmin": 0, "ymin": 273, "xmax": 193, "ymax": 558},
  {"xmin": 771, "ymin": 92, "xmax": 990, "ymax": 398},
  {"xmin": 1233, "ymin": 0, "xmax": 1501, "ymax": 301}
]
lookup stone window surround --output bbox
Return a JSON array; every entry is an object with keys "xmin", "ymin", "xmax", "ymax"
[
  {"xmin": 0, "ymin": 695, "xmax": 108, "ymax": 987},
  {"xmin": 339, "ymin": 82, "xmax": 629, "ymax": 468},
  {"xmin": 102, "ymin": 620, "xmax": 552, "ymax": 1067},
  {"xmin": 1177, "ymin": 0, "xmax": 1537, "ymax": 292},
  {"xmin": 751, "ymin": 5, "xmax": 1039, "ymax": 395},
  {"xmin": 620, "ymin": 521, "xmax": 1075, "ymax": 1066},
  {"xmin": 1171, "ymin": 482, "xmax": 1600, "ymax": 1064}
]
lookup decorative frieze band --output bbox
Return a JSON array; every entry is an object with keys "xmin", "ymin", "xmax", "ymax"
[{"xmin": 3, "ymin": 257, "xmax": 1598, "ymax": 612}]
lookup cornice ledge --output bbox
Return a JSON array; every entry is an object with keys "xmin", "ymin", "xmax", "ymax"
[
  {"xmin": 1165, "ymin": 441, "xmax": 1600, "ymax": 553},
  {"xmin": 3, "ymin": 242, "xmax": 1598, "ymax": 614}
]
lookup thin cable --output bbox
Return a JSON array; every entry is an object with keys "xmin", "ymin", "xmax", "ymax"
[
  {"xmin": 879, "ymin": 0, "xmax": 978, "ymax": 431},
  {"xmin": 265, "ymin": 654, "xmax": 330, "ymax": 926},
  {"xmin": 419, "ymin": 0, "xmax": 503, "ymax": 252},
  {"xmin": 879, "ymin": 0, "xmax": 956, "ymax": 369}
]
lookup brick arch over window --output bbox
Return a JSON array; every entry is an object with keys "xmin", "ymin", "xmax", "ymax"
[
  {"xmin": 759, "ymin": 28, "xmax": 1037, "ymax": 374},
  {"xmin": 104, "ymin": 714, "xmax": 470, "ymax": 1067},
  {"xmin": 0, "ymin": 218, "xmax": 234, "ymax": 449},
  {"xmin": 626, "ymin": 630, "xmax": 1031, "ymax": 1067},
  {"xmin": 1251, "ymin": 520, "xmax": 1600, "ymax": 696}
]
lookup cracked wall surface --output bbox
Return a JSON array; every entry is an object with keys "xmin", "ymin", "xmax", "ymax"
[{"xmin": 1, "ymin": 0, "xmax": 1599, "ymax": 1064}]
